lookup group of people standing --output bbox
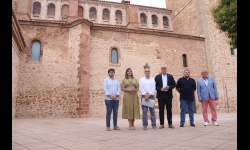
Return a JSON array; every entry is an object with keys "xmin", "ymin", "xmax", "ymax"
[{"xmin": 103, "ymin": 64, "xmax": 219, "ymax": 131}]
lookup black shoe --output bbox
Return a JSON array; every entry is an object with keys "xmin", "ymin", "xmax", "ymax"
[
  {"xmin": 190, "ymin": 123, "xmax": 195, "ymax": 127},
  {"xmin": 180, "ymin": 124, "xmax": 184, "ymax": 127}
]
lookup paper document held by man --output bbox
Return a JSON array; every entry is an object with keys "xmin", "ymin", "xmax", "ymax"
[{"xmin": 141, "ymin": 98, "xmax": 155, "ymax": 108}]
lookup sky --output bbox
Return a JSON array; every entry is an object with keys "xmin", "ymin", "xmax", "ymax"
[{"xmin": 102, "ymin": 0, "xmax": 166, "ymax": 8}]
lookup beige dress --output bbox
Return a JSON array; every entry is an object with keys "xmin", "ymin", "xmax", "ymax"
[{"xmin": 121, "ymin": 78, "xmax": 140, "ymax": 119}]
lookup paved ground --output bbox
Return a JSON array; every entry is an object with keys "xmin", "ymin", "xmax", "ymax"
[{"xmin": 12, "ymin": 112, "xmax": 237, "ymax": 150}]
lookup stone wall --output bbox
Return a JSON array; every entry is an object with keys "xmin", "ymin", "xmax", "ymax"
[
  {"xmin": 12, "ymin": 40, "xmax": 20, "ymax": 118},
  {"xmin": 15, "ymin": 25, "xmax": 80, "ymax": 118},
  {"xmin": 12, "ymin": 0, "xmax": 32, "ymax": 14},
  {"xmin": 89, "ymin": 28, "xmax": 206, "ymax": 117},
  {"xmin": 166, "ymin": 0, "xmax": 237, "ymax": 113},
  {"xmin": 12, "ymin": 11, "xmax": 26, "ymax": 119},
  {"xmin": 166, "ymin": 0, "xmax": 200, "ymax": 36}
]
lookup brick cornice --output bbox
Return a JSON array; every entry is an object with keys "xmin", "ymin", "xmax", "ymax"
[
  {"xmin": 91, "ymin": 25, "xmax": 205, "ymax": 41},
  {"xmin": 12, "ymin": 9, "xmax": 26, "ymax": 53},
  {"xmin": 18, "ymin": 18, "xmax": 93, "ymax": 28},
  {"xmin": 18, "ymin": 18, "xmax": 204, "ymax": 41}
]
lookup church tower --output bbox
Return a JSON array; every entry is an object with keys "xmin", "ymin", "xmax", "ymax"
[{"xmin": 165, "ymin": 0, "xmax": 237, "ymax": 113}]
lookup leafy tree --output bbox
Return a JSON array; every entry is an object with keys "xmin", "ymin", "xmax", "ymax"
[{"xmin": 212, "ymin": 0, "xmax": 237, "ymax": 49}]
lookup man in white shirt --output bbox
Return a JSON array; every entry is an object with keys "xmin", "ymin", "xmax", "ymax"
[
  {"xmin": 103, "ymin": 68, "xmax": 121, "ymax": 131},
  {"xmin": 139, "ymin": 64, "xmax": 157, "ymax": 130}
]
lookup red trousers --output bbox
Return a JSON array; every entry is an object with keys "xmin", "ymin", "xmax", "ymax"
[{"xmin": 201, "ymin": 96, "xmax": 217, "ymax": 123}]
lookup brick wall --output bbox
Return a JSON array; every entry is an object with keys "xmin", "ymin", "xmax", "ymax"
[
  {"xmin": 12, "ymin": 0, "xmax": 32, "ymax": 14},
  {"xmin": 166, "ymin": 0, "xmax": 200, "ymax": 36},
  {"xmin": 76, "ymin": 23, "xmax": 91, "ymax": 117},
  {"xmin": 16, "ymin": 25, "xmax": 79, "ymax": 118},
  {"xmin": 12, "ymin": 41, "xmax": 20, "ymax": 118},
  {"xmin": 12, "ymin": 12, "xmax": 26, "ymax": 119},
  {"xmin": 89, "ymin": 29, "xmax": 207, "ymax": 117}
]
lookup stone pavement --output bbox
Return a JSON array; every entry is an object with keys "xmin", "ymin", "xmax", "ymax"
[{"xmin": 12, "ymin": 112, "xmax": 237, "ymax": 150}]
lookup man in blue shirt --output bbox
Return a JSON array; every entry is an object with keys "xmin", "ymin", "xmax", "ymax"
[
  {"xmin": 103, "ymin": 68, "xmax": 121, "ymax": 131},
  {"xmin": 176, "ymin": 68, "xmax": 196, "ymax": 127}
]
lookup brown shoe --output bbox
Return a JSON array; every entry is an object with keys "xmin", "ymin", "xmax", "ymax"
[
  {"xmin": 106, "ymin": 127, "xmax": 111, "ymax": 131},
  {"xmin": 159, "ymin": 125, "xmax": 164, "ymax": 129},
  {"xmin": 114, "ymin": 126, "xmax": 121, "ymax": 130},
  {"xmin": 168, "ymin": 125, "xmax": 175, "ymax": 128}
]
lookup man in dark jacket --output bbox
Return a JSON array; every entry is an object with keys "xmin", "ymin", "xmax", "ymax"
[{"xmin": 155, "ymin": 65, "xmax": 176, "ymax": 129}]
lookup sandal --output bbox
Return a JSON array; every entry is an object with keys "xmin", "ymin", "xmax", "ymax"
[{"xmin": 129, "ymin": 126, "xmax": 135, "ymax": 130}]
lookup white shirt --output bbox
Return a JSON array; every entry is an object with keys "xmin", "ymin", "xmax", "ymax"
[
  {"xmin": 204, "ymin": 79, "xmax": 208, "ymax": 86},
  {"xmin": 162, "ymin": 74, "xmax": 168, "ymax": 91},
  {"xmin": 103, "ymin": 77, "xmax": 120, "ymax": 100},
  {"xmin": 139, "ymin": 76, "xmax": 156, "ymax": 95}
]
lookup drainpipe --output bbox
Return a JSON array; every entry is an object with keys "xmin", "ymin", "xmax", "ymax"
[{"xmin": 224, "ymin": 84, "xmax": 229, "ymax": 113}]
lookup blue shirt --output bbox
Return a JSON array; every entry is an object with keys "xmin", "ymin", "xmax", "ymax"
[{"xmin": 176, "ymin": 77, "xmax": 196, "ymax": 101}]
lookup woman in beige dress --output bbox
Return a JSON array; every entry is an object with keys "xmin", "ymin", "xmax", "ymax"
[{"xmin": 121, "ymin": 68, "xmax": 140, "ymax": 130}]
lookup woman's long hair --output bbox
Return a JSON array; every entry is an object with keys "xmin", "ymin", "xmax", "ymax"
[{"xmin": 125, "ymin": 68, "xmax": 134, "ymax": 79}]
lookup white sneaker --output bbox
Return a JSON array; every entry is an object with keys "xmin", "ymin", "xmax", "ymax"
[
  {"xmin": 213, "ymin": 122, "xmax": 219, "ymax": 126},
  {"xmin": 204, "ymin": 122, "xmax": 208, "ymax": 126}
]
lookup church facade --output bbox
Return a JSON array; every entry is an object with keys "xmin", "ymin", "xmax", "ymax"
[{"xmin": 12, "ymin": 0, "xmax": 237, "ymax": 118}]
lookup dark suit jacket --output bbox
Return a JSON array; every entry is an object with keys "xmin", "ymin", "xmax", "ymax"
[{"xmin": 155, "ymin": 73, "xmax": 176, "ymax": 99}]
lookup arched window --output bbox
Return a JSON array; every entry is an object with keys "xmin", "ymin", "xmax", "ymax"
[
  {"xmin": 31, "ymin": 41, "xmax": 41, "ymax": 61},
  {"xmin": 78, "ymin": 6, "xmax": 84, "ymax": 18},
  {"xmin": 103, "ymin": 9, "xmax": 110, "ymax": 21},
  {"xmin": 32, "ymin": 2, "xmax": 41, "ymax": 16},
  {"xmin": 182, "ymin": 54, "xmax": 188, "ymax": 67},
  {"xmin": 152, "ymin": 15, "xmax": 158, "ymax": 25},
  {"xmin": 47, "ymin": 3, "xmax": 55, "ymax": 16},
  {"xmin": 111, "ymin": 48, "xmax": 118, "ymax": 64},
  {"xmin": 61, "ymin": 4, "xmax": 69, "ymax": 19},
  {"xmin": 89, "ymin": 7, "xmax": 97, "ymax": 20},
  {"xmin": 140, "ymin": 13, "xmax": 147, "ymax": 25},
  {"xmin": 163, "ymin": 16, "xmax": 169, "ymax": 27},
  {"xmin": 115, "ymin": 10, "xmax": 122, "ymax": 24}
]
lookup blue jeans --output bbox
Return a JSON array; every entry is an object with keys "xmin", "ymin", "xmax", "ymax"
[
  {"xmin": 180, "ymin": 100, "xmax": 194, "ymax": 124},
  {"xmin": 105, "ymin": 100, "xmax": 119, "ymax": 127}
]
